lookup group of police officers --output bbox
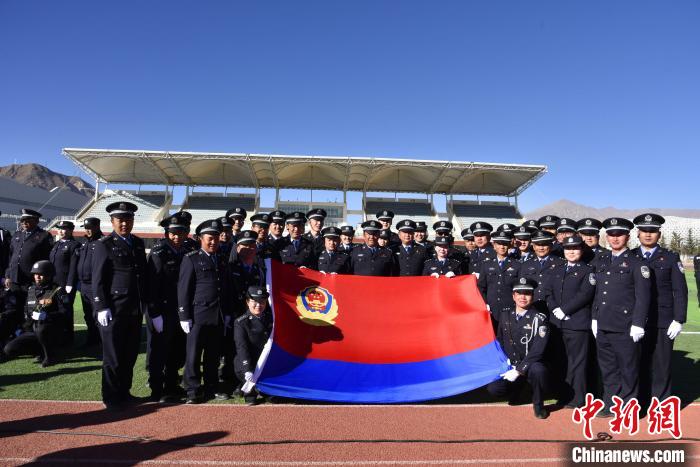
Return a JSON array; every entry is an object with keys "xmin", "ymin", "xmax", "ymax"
[{"xmin": 0, "ymin": 204, "xmax": 698, "ymax": 415}]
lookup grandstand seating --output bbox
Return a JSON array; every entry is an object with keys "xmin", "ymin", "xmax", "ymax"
[
  {"xmin": 183, "ymin": 193, "xmax": 256, "ymax": 228},
  {"xmin": 76, "ymin": 190, "xmax": 170, "ymax": 232},
  {"xmin": 450, "ymin": 201, "xmax": 522, "ymax": 233},
  {"xmin": 277, "ymin": 202, "xmax": 345, "ymax": 227},
  {"xmin": 365, "ymin": 198, "xmax": 437, "ymax": 235}
]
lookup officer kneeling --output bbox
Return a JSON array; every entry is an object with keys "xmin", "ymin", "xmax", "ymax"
[
  {"xmin": 487, "ymin": 277, "xmax": 551, "ymax": 419},
  {"xmin": 235, "ymin": 286, "xmax": 273, "ymax": 405},
  {"xmin": 3, "ymin": 261, "xmax": 68, "ymax": 366}
]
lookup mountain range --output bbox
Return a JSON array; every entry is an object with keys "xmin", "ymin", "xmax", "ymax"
[
  {"xmin": 525, "ymin": 199, "xmax": 700, "ymax": 220},
  {"xmin": 0, "ymin": 163, "xmax": 94, "ymax": 198}
]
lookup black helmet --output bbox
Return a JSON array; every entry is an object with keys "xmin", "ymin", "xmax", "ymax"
[{"xmin": 30, "ymin": 260, "xmax": 55, "ymax": 277}]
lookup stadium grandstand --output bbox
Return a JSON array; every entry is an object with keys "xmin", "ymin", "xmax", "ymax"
[{"xmin": 59, "ymin": 148, "xmax": 548, "ymax": 242}]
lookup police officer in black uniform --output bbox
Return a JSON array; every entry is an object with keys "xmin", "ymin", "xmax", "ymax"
[
  {"xmin": 423, "ymin": 236, "xmax": 462, "ymax": 276},
  {"xmin": 376, "ymin": 210, "xmax": 400, "ymax": 247},
  {"xmin": 540, "ymin": 236, "xmax": 596, "ymax": 408},
  {"xmin": 178, "ymin": 219, "xmax": 233, "ymax": 403},
  {"xmin": 351, "ymin": 220, "xmax": 394, "ymax": 276},
  {"xmin": 3, "ymin": 209, "xmax": 53, "ymax": 345},
  {"xmin": 538, "ymin": 215, "xmax": 561, "ymax": 257},
  {"xmin": 460, "ymin": 228, "xmax": 476, "ymax": 255},
  {"xmin": 235, "ymin": 286, "xmax": 273, "ymax": 405},
  {"xmin": 414, "ymin": 221, "xmax": 433, "ymax": 253},
  {"xmin": 146, "ymin": 214, "xmax": 193, "ymax": 402},
  {"xmin": 478, "ymin": 230, "xmax": 522, "ymax": 331},
  {"xmin": 513, "ymin": 226, "xmax": 534, "ymax": 262},
  {"xmin": 553, "ymin": 218, "xmax": 576, "ymax": 257},
  {"xmin": 92, "ymin": 202, "xmax": 147, "ymax": 410},
  {"xmin": 487, "ymin": 277, "xmax": 551, "ymax": 419},
  {"xmin": 251, "ymin": 213, "xmax": 275, "ymax": 260},
  {"xmin": 393, "ymin": 220, "xmax": 428, "ymax": 276},
  {"xmin": 591, "ymin": 217, "xmax": 651, "ymax": 414},
  {"xmin": 338, "ymin": 225, "xmax": 356, "ymax": 253},
  {"xmin": 433, "ymin": 220, "xmax": 469, "ymax": 273},
  {"xmin": 278, "ymin": 212, "xmax": 318, "ymax": 269},
  {"xmin": 304, "ymin": 208, "xmax": 327, "ymax": 256},
  {"xmin": 49, "ymin": 220, "xmax": 80, "ymax": 343},
  {"xmin": 519, "ymin": 230, "xmax": 566, "ymax": 303},
  {"xmin": 2, "ymin": 260, "xmax": 69, "ymax": 366},
  {"xmin": 632, "ymin": 213, "xmax": 688, "ymax": 403},
  {"xmin": 267, "ymin": 210, "xmax": 287, "ymax": 249},
  {"xmin": 469, "ymin": 221, "xmax": 495, "ymax": 272},
  {"xmin": 317, "ymin": 226, "xmax": 351, "ymax": 274},
  {"xmin": 225, "ymin": 207, "xmax": 247, "ymax": 244},
  {"xmin": 577, "ymin": 218, "xmax": 608, "ymax": 267},
  {"xmin": 378, "ymin": 228, "xmax": 393, "ymax": 250},
  {"xmin": 77, "ymin": 218, "xmax": 103, "ymax": 346},
  {"xmin": 217, "ymin": 216, "xmax": 234, "ymax": 261}
]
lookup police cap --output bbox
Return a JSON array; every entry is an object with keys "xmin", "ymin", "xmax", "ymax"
[
  {"xmin": 397, "ymin": 219, "xmax": 417, "ymax": 232},
  {"xmin": 512, "ymin": 277, "xmax": 538, "ymax": 293},
  {"xmin": 225, "ymin": 207, "xmax": 247, "ymax": 220},
  {"xmin": 54, "ymin": 220, "xmax": 74, "ymax": 230},
  {"xmin": 531, "ymin": 230, "xmax": 555, "ymax": 244},
  {"xmin": 376, "ymin": 210, "xmax": 395, "ymax": 221},
  {"xmin": 361, "ymin": 220, "xmax": 381, "ymax": 232},
  {"xmin": 433, "ymin": 220, "xmax": 453, "ymax": 233},
  {"xmin": 30, "ymin": 260, "xmax": 55, "ymax": 277},
  {"xmin": 196, "ymin": 219, "xmax": 222, "ymax": 236},
  {"xmin": 340, "ymin": 225, "xmax": 355, "ymax": 236},
  {"xmin": 537, "ymin": 215, "xmax": 560, "ymax": 229},
  {"xmin": 159, "ymin": 214, "xmax": 190, "ymax": 232},
  {"xmin": 246, "ymin": 286, "xmax": 269, "ymax": 300},
  {"xmin": 603, "ymin": 217, "xmax": 634, "ymax": 234},
  {"xmin": 460, "ymin": 228, "xmax": 475, "ymax": 240},
  {"xmin": 307, "ymin": 208, "xmax": 327, "ymax": 220},
  {"xmin": 496, "ymin": 223, "xmax": 517, "ymax": 233},
  {"xmin": 633, "ymin": 213, "xmax": 665, "ymax": 231},
  {"xmin": 251, "ymin": 213, "xmax": 271, "ymax": 227},
  {"xmin": 285, "ymin": 212, "xmax": 307, "ymax": 224},
  {"xmin": 415, "ymin": 221, "xmax": 428, "ymax": 233},
  {"xmin": 236, "ymin": 230, "xmax": 257, "ymax": 244},
  {"xmin": 83, "ymin": 217, "xmax": 101, "ymax": 228},
  {"xmin": 514, "ymin": 226, "xmax": 532, "ymax": 239},
  {"xmin": 218, "ymin": 217, "xmax": 233, "ymax": 229},
  {"xmin": 433, "ymin": 236, "xmax": 451, "ymax": 248},
  {"xmin": 562, "ymin": 235, "xmax": 584, "ymax": 248},
  {"xmin": 521, "ymin": 219, "xmax": 539, "ymax": 232},
  {"xmin": 321, "ymin": 226, "xmax": 341, "ymax": 238},
  {"xmin": 556, "ymin": 218, "xmax": 577, "ymax": 233},
  {"xmin": 106, "ymin": 202, "xmax": 138, "ymax": 217},
  {"xmin": 20, "ymin": 208, "xmax": 42, "ymax": 219},
  {"xmin": 270, "ymin": 210, "xmax": 286, "ymax": 223},
  {"xmin": 577, "ymin": 218, "xmax": 603, "ymax": 234},
  {"xmin": 379, "ymin": 229, "xmax": 392, "ymax": 240},
  {"xmin": 492, "ymin": 230, "xmax": 513, "ymax": 244},
  {"xmin": 469, "ymin": 222, "xmax": 493, "ymax": 235}
]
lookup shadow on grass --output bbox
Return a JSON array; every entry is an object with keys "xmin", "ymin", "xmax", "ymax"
[
  {"xmin": 0, "ymin": 364, "xmax": 102, "ymax": 391},
  {"xmin": 671, "ymin": 349, "xmax": 700, "ymax": 409}
]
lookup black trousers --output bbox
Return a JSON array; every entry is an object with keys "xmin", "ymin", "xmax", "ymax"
[
  {"xmin": 146, "ymin": 312, "xmax": 186, "ymax": 395},
  {"xmin": 184, "ymin": 323, "xmax": 223, "ymax": 397},
  {"xmin": 487, "ymin": 361, "xmax": 550, "ymax": 406},
  {"xmin": 4, "ymin": 285, "xmax": 27, "ymax": 322},
  {"xmin": 597, "ymin": 330, "xmax": 641, "ymax": 409},
  {"xmin": 99, "ymin": 313, "xmax": 142, "ymax": 405},
  {"xmin": 4, "ymin": 321, "xmax": 62, "ymax": 361},
  {"xmin": 550, "ymin": 327, "xmax": 590, "ymax": 407},
  {"xmin": 79, "ymin": 285, "xmax": 100, "ymax": 345},
  {"xmin": 219, "ymin": 322, "xmax": 236, "ymax": 385},
  {"xmin": 63, "ymin": 289, "xmax": 76, "ymax": 343},
  {"xmin": 640, "ymin": 327, "xmax": 674, "ymax": 404}
]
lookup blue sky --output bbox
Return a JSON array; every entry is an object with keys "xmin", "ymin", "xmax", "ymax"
[{"xmin": 1, "ymin": 1, "xmax": 698, "ymax": 212}]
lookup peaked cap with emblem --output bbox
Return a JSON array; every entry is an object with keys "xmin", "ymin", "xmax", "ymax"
[
  {"xmin": 218, "ymin": 216, "xmax": 233, "ymax": 229},
  {"xmin": 513, "ymin": 276, "xmax": 538, "ymax": 293},
  {"xmin": 415, "ymin": 221, "xmax": 428, "ymax": 232},
  {"xmin": 432, "ymin": 220, "xmax": 453, "ymax": 233},
  {"xmin": 496, "ymin": 223, "xmax": 517, "ymax": 233},
  {"xmin": 633, "ymin": 213, "xmax": 665, "ymax": 231},
  {"xmin": 514, "ymin": 226, "xmax": 532, "ymax": 239},
  {"xmin": 250, "ymin": 213, "xmax": 271, "ymax": 226},
  {"xmin": 160, "ymin": 215, "xmax": 190, "ymax": 231},
  {"xmin": 20, "ymin": 208, "xmax": 42, "ymax": 219},
  {"xmin": 562, "ymin": 235, "xmax": 583, "ymax": 248},
  {"xmin": 236, "ymin": 230, "xmax": 257, "ymax": 244},
  {"xmin": 531, "ymin": 230, "xmax": 555, "ymax": 244},
  {"xmin": 321, "ymin": 226, "xmax": 341, "ymax": 238},
  {"xmin": 469, "ymin": 221, "xmax": 493, "ymax": 235},
  {"xmin": 361, "ymin": 220, "xmax": 381, "ymax": 232},
  {"xmin": 106, "ymin": 201, "xmax": 137, "ymax": 217},
  {"xmin": 521, "ymin": 219, "xmax": 539, "ymax": 232},
  {"xmin": 269, "ymin": 210, "xmax": 286, "ymax": 222},
  {"xmin": 556, "ymin": 218, "xmax": 577, "ymax": 233},
  {"xmin": 54, "ymin": 220, "xmax": 75, "ymax": 230},
  {"xmin": 397, "ymin": 219, "xmax": 417, "ymax": 232},
  {"xmin": 246, "ymin": 285, "xmax": 269, "ymax": 300},
  {"xmin": 434, "ymin": 236, "xmax": 451, "ymax": 247},
  {"xmin": 376, "ymin": 210, "xmax": 395, "ymax": 221},
  {"xmin": 460, "ymin": 228, "xmax": 475, "ymax": 240},
  {"xmin": 285, "ymin": 212, "xmax": 307, "ymax": 224},
  {"xmin": 196, "ymin": 219, "xmax": 222, "ymax": 236},
  {"xmin": 537, "ymin": 215, "xmax": 560, "ymax": 229},
  {"xmin": 83, "ymin": 217, "xmax": 101, "ymax": 228},
  {"xmin": 603, "ymin": 217, "xmax": 633, "ymax": 233},
  {"xmin": 577, "ymin": 218, "xmax": 603, "ymax": 234},
  {"xmin": 340, "ymin": 225, "xmax": 355, "ymax": 236},
  {"xmin": 379, "ymin": 229, "xmax": 392, "ymax": 240},
  {"xmin": 225, "ymin": 207, "xmax": 247, "ymax": 220},
  {"xmin": 307, "ymin": 208, "xmax": 327, "ymax": 220},
  {"xmin": 492, "ymin": 230, "xmax": 513, "ymax": 243}
]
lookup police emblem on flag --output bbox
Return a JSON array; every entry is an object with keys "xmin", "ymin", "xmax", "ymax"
[{"xmin": 296, "ymin": 286, "xmax": 339, "ymax": 326}]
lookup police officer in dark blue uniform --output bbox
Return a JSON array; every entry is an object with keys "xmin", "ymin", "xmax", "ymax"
[
  {"xmin": 225, "ymin": 207, "xmax": 247, "ymax": 244},
  {"xmin": 178, "ymin": 219, "xmax": 233, "ymax": 404},
  {"xmin": 433, "ymin": 220, "xmax": 469, "ymax": 273},
  {"xmin": 632, "ymin": 213, "xmax": 688, "ymax": 403},
  {"xmin": 554, "ymin": 218, "xmax": 576, "ymax": 257},
  {"xmin": 522, "ymin": 219, "xmax": 539, "ymax": 233},
  {"xmin": 317, "ymin": 226, "xmax": 351, "ymax": 274},
  {"xmin": 469, "ymin": 222, "xmax": 495, "ymax": 272},
  {"xmin": 487, "ymin": 277, "xmax": 551, "ymax": 419},
  {"xmin": 538, "ymin": 215, "xmax": 561, "ymax": 257},
  {"xmin": 77, "ymin": 217, "xmax": 103, "ymax": 347},
  {"xmin": 2, "ymin": 209, "xmax": 53, "ymax": 347},
  {"xmin": 460, "ymin": 228, "xmax": 476, "ymax": 255},
  {"xmin": 49, "ymin": 220, "xmax": 80, "ymax": 343},
  {"xmin": 338, "ymin": 225, "xmax": 356, "ymax": 253},
  {"xmin": 304, "ymin": 208, "xmax": 327, "ymax": 256},
  {"xmin": 519, "ymin": 230, "xmax": 566, "ymax": 303},
  {"xmin": 376, "ymin": 210, "xmax": 400, "ymax": 247},
  {"xmin": 146, "ymin": 214, "xmax": 193, "ymax": 402},
  {"xmin": 591, "ymin": 217, "xmax": 651, "ymax": 414},
  {"xmin": 414, "ymin": 221, "xmax": 433, "ymax": 253},
  {"xmin": 513, "ymin": 226, "xmax": 534, "ymax": 262},
  {"xmin": 217, "ymin": 216, "xmax": 234, "ymax": 261},
  {"xmin": 267, "ymin": 210, "xmax": 287, "ymax": 249},
  {"xmin": 351, "ymin": 220, "xmax": 394, "ymax": 276},
  {"xmin": 250, "ymin": 213, "xmax": 276, "ymax": 260},
  {"xmin": 540, "ymin": 236, "xmax": 596, "ymax": 408},
  {"xmin": 235, "ymin": 286, "xmax": 273, "ymax": 405},
  {"xmin": 478, "ymin": 230, "xmax": 522, "ymax": 331},
  {"xmin": 393, "ymin": 220, "xmax": 428, "ymax": 276},
  {"xmin": 2, "ymin": 260, "xmax": 69, "ymax": 367},
  {"xmin": 278, "ymin": 212, "xmax": 318, "ymax": 269},
  {"xmin": 92, "ymin": 202, "xmax": 147, "ymax": 409},
  {"xmin": 577, "ymin": 218, "xmax": 608, "ymax": 267},
  {"xmin": 423, "ymin": 236, "xmax": 462, "ymax": 276}
]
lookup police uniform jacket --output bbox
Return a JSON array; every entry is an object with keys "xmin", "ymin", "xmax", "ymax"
[
  {"xmin": 541, "ymin": 262, "xmax": 595, "ymax": 331},
  {"xmin": 510, "ymin": 248, "xmax": 534, "ymax": 263},
  {"xmin": 477, "ymin": 257, "xmax": 522, "ymax": 313},
  {"xmin": 338, "ymin": 242, "xmax": 356, "ymax": 254},
  {"xmin": 519, "ymin": 255, "xmax": 566, "ymax": 302},
  {"xmin": 393, "ymin": 243, "xmax": 428, "ymax": 276},
  {"xmin": 350, "ymin": 244, "xmax": 394, "ymax": 276},
  {"xmin": 278, "ymin": 236, "xmax": 318, "ymax": 269},
  {"xmin": 77, "ymin": 234, "xmax": 103, "ymax": 291},
  {"xmin": 422, "ymin": 257, "xmax": 463, "ymax": 276},
  {"xmin": 49, "ymin": 239, "xmax": 80, "ymax": 288},
  {"xmin": 177, "ymin": 249, "xmax": 233, "ymax": 326},
  {"xmin": 317, "ymin": 250, "xmax": 351, "ymax": 274},
  {"xmin": 591, "ymin": 250, "xmax": 651, "ymax": 332},
  {"xmin": 470, "ymin": 245, "xmax": 496, "ymax": 271},
  {"xmin": 632, "ymin": 246, "xmax": 688, "ymax": 328},
  {"xmin": 24, "ymin": 282, "xmax": 69, "ymax": 328},
  {"xmin": 92, "ymin": 232, "xmax": 147, "ymax": 315},
  {"xmin": 234, "ymin": 310, "xmax": 273, "ymax": 374},
  {"xmin": 230, "ymin": 258, "xmax": 267, "ymax": 317},
  {"xmin": 303, "ymin": 231, "xmax": 324, "ymax": 256},
  {"xmin": 447, "ymin": 247, "xmax": 471, "ymax": 274},
  {"xmin": 147, "ymin": 240, "xmax": 193, "ymax": 319},
  {"xmin": 497, "ymin": 305, "xmax": 549, "ymax": 375},
  {"xmin": 583, "ymin": 245, "xmax": 609, "ymax": 269},
  {"xmin": 5, "ymin": 228, "xmax": 53, "ymax": 286}
]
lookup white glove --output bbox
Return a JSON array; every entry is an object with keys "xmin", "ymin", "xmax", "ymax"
[
  {"xmin": 319, "ymin": 270, "xmax": 327, "ymax": 275},
  {"xmin": 445, "ymin": 271, "xmax": 456, "ymax": 278},
  {"xmin": 244, "ymin": 371, "xmax": 254, "ymax": 382},
  {"xmin": 65, "ymin": 286, "xmax": 73, "ymax": 294},
  {"xmin": 180, "ymin": 320, "xmax": 192, "ymax": 334},
  {"xmin": 430, "ymin": 273, "xmax": 440, "ymax": 278},
  {"xmin": 591, "ymin": 320, "xmax": 597, "ymax": 338},
  {"xmin": 552, "ymin": 307, "xmax": 566, "ymax": 321},
  {"xmin": 299, "ymin": 266, "xmax": 307, "ymax": 269},
  {"xmin": 473, "ymin": 272, "xmax": 480, "ymax": 279},
  {"xmin": 97, "ymin": 309, "xmax": 112, "ymax": 327},
  {"xmin": 630, "ymin": 325, "xmax": 645, "ymax": 343},
  {"xmin": 667, "ymin": 320, "xmax": 683, "ymax": 340},
  {"xmin": 486, "ymin": 304, "xmax": 491, "ymax": 312},
  {"xmin": 31, "ymin": 311, "xmax": 41, "ymax": 321},
  {"xmin": 330, "ymin": 272, "xmax": 338, "ymax": 275},
  {"xmin": 152, "ymin": 315, "xmax": 164, "ymax": 333},
  {"xmin": 500, "ymin": 368, "xmax": 520, "ymax": 382}
]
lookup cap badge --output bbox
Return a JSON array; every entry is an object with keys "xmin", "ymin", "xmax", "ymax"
[
  {"xmin": 519, "ymin": 277, "xmax": 527, "ymax": 284},
  {"xmin": 645, "ymin": 215, "xmax": 652, "ymax": 222},
  {"xmin": 586, "ymin": 219, "xmax": 592, "ymax": 225},
  {"xmin": 611, "ymin": 219, "xmax": 618, "ymax": 225},
  {"xmin": 119, "ymin": 203, "xmax": 126, "ymax": 210}
]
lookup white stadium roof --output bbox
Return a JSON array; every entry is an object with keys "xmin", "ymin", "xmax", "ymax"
[{"xmin": 63, "ymin": 148, "xmax": 547, "ymax": 197}]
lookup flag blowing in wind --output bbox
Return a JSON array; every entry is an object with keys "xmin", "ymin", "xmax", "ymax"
[{"xmin": 252, "ymin": 260, "xmax": 509, "ymax": 403}]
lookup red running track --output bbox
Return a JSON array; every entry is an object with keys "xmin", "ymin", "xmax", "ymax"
[{"xmin": 0, "ymin": 400, "xmax": 698, "ymax": 466}]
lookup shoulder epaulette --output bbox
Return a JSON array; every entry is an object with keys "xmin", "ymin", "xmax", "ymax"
[
  {"xmin": 185, "ymin": 250, "xmax": 199, "ymax": 257},
  {"xmin": 98, "ymin": 236, "xmax": 111, "ymax": 243},
  {"xmin": 536, "ymin": 312, "xmax": 548, "ymax": 321},
  {"xmin": 235, "ymin": 314, "xmax": 248, "ymax": 323}
]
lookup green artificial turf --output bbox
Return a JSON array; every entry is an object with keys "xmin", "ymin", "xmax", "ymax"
[{"xmin": 1, "ymin": 276, "xmax": 699, "ymax": 404}]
